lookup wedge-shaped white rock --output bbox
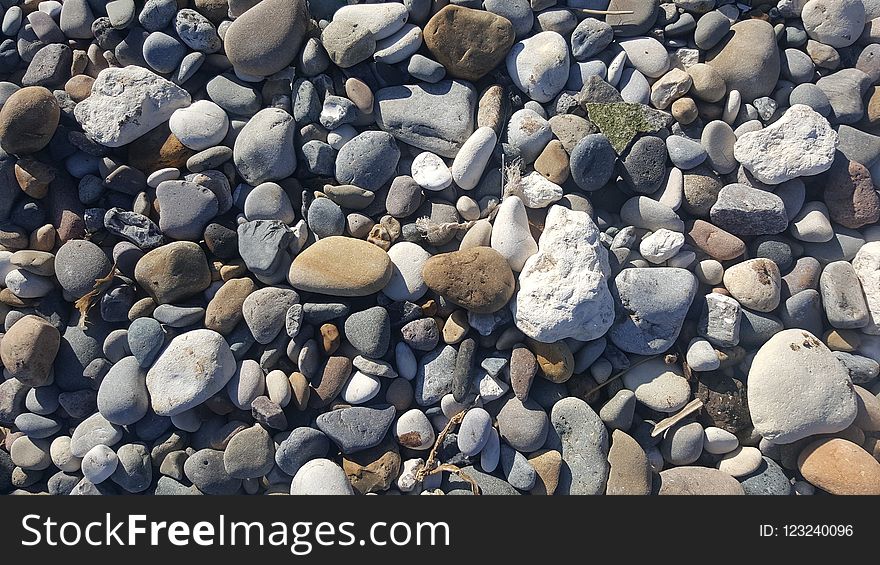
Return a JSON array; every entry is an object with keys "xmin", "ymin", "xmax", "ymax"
[
  {"xmin": 512, "ymin": 205, "xmax": 614, "ymax": 343},
  {"xmin": 490, "ymin": 195, "xmax": 537, "ymax": 272},
  {"xmin": 74, "ymin": 66, "xmax": 191, "ymax": 148},
  {"xmin": 853, "ymin": 241, "xmax": 880, "ymax": 335},
  {"xmin": 733, "ymin": 104, "xmax": 838, "ymax": 185}
]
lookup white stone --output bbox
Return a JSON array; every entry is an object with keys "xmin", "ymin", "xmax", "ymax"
[
  {"xmin": 397, "ymin": 458, "xmax": 425, "ymax": 493},
  {"xmin": 411, "ymin": 151, "xmax": 452, "ymax": 191},
  {"xmin": 384, "ymin": 242, "xmax": 431, "ymax": 302},
  {"xmin": 480, "ymin": 428, "xmax": 500, "ymax": 473},
  {"xmin": 686, "ymin": 338, "xmax": 720, "ymax": 371},
  {"xmin": 395, "ymin": 342, "xmax": 417, "ymax": 380},
  {"xmin": 802, "ymin": 0, "xmax": 865, "ymax": 48},
  {"xmin": 621, "ymin": 357, "xmax": 691, "ymax": 413},
  {"xmin": 341, "ymin": 370, "xmax": 381, "ymax": 405},
  {"xmin": 74, "ymin": 66, "xmax": 191, "ymax": 148},
  {"xmin": 747, "ymin": 329, "xmax": 857, "ymax": 444},
  {"xmin": 639, "ymin": 228, "xmax": 685, "ymax": 264},
  {"xmin": 659, "ymin": 167, "xmax": 683, "ymax": 210},
  {"xmin": 703, "ymin": 427, "xmax": 739, "ymax": 454},
  {"xmin": 146, "ymin": 329, "xmax": 236, "ymax": 416},
  {"xmin": 650, "ymin": 68, "xmax": 692, "ymax": 109},
  {"xmin": 733, "ymin": 104, "xmax": 839, "ymax": 185},
  {"xmin": 507, "ymin": 109, "xmax": 553, "ymax": 163},
  {"xmin": 512, "ymin": 205, "xmax": 614, "ymax": 343},
  {"xmin": 722, "ymin": 89, "xmax": 741, "ymax": 124},
  {"xmin": 333, "ymin": 3, "xmax": 408, "ymax": 40},
  {"xmin": 266, "ymin": 369, "xmax": 292, "ymax": 407},
  {"xmin": 327, "ymin": 124, "xmax": 358, "ymax": 151},
  {"xmin": 393, "ymin": 408, "xmax": 435, "ymax": 450},
  {"xmin": 716, "ymin": 446, "xmax": 763, "ymax": 477},
  {"xmin": 226, "ymin": 359, "xmax": 265, "ymax": 410},
  {"xmin": 81, "ymin": 444, "xmax": 118, "ymax": 484},
  {"xmin": 491, "ymin": 196, "xmax": 538, "ymax": 272},
  {"xmin": 790, "ymin": 200, "xmax": 834, "ymax": 242},
  {"xmin": 518, "ymin": 171, "xmax": 563, "ymax": 209},
  {"xmin": 4, "ymin": 269, "xmax": 55, "ymax": 298},
  {"xmin": 290, "ymin": 459, "xmax": 354, "ymax": 495},
  {"xmin": 618, "ymin": 36, "xmax": 670, "ymax": 78},
  {"xmin": 505, "ymin": 31, "xmax": 570, "ymax": 103},
  {"xmin": 49, "ymin": 436, "xmax": 82, "ymax": 473},
  {"xmin": 477, "ymin": 371, "xmax": 509, "ymax": 402},
  {"xmin": 0, "ymin": 250, "xmax": 14, "ymax": 287},
  {"xmin": 374, "ymin": 23, "xmax": 422, "ymax": 64},
  {"xmin": 853, "ymin": 241, "xmax": 880, "ymax": 335},
  {"xmin": 169, "ymin": 99, "xmax": 229, "ymax": 151},
  {"xmin": 451, "ymin": 127, "xmax": 497, "ymax": 190}
]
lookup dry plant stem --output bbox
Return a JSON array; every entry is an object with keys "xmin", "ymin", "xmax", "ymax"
[
  {"xmin": 415, "ymin": 410, "xmax": 481, "ymax": 495},
  {"xmin": 582, "ymin": 353, "xmax": 663, "ymax": 397},
  {"xmin": 651, "ymin": 398, "xmax": 704, "ymax": 437},
  {"xmin": 74, "ymin": 261, "xmax": 120, "ymax": 328}
]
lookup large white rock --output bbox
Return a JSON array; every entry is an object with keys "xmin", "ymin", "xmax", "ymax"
[
  {"xmin": 146, "ymin": 329, "xmax": 236, "ymax": 416},
  {"xmin": 505, "ymin": 31, "xmax": 570, "ymax": 103},
  {"xmin": 732, "ymin": 104, "xmax": 838, "ymax": 185},
  {"xmin": 512, "ymin": 205, "xmax": 615, "ymax": 343},
  {"xmin": 74, "ymin": 66, "xmax": 191, "ymax": 148},
  {"xmin": 747, "ymin": 329, "xmax": 857, "ymax": 444},
  {"xmin": 490, "ymin": 195, "xmax": 538, "ymax": 272},
  {"xmin": 519, "ymin": 171, "xmax": 563, "ymax": 208},
  {"xmin": 853, "ymin": 241, "xmax": 880, "ymax": 335}
]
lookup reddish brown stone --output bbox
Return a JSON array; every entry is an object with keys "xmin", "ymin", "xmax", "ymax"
[{"xmin": 824, "ymin": 157, "xmax": 880, "ymax": 229}]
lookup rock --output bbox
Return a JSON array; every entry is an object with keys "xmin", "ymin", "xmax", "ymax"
[
  {"xmin": 168, "ymin": 100, "xmax": 229, "ymax": 151},
  {"xmin": 96, "ymin": 356, "xmax": 148, "ymax": 426},
  {"xmin": 527, "ymin": 449, "xmax": 561, "ymax": 495},
  {"xmin": 342, "ymin": 439, "xmax": 400, "ymax": 494},
  {"xmin": 0, "ymin": 314, "xmax": 59, "ymax": 387},
  {"xmin": 375, "ymin": 80, "xmax": 475, "ymax": 158},
  {"xmin": 548, "ymin": 397, "xmax": 609, "ymax": 495},
  {"xmin": 801, "ymin": 0, "xmax": 865, "ymax": 48},
  {"xmin": 490, "ymin": 196, "xmax": 539, "ymax": 272},
  {"xmin": 344, "ymin": 306, "xmax": 390, "ymax": 358},
  {"xmin": 241, "ymin": 287, "xmax": 298, "ymax": 345},
  {"xmin": 204, "ymin": 278, "xmax": 255, "ymax": 335},
  {"xmin": 606, "ymin": 429, "xmax": 651, "ymax": 495},
  {"xmin": 733, "ymin": 105, "xmax": 838, "ymax": 185},
  {"xmin": 74, "ymin": 66, "xmax": 191, "ymax": 148},
  {"xmin": 606, "ymin": 0, "xmax": 660, "ymax": 37},
  {"xmin": 705, "ymin": 19, "xmax": 780, "ymax": 102},
  {"xmin": 506, "ymin": 31, "xmax": 569, "ymax": 103},
  {"xmin": 145, "ymin": 329, "xmax": 236, "ymax": 417},
  {"xmin": 233, "ymin": 108, "xmax": 296, "ymax": 185},
  {"xmin": 497, "ymin": 396, "xmax": 550, "ymax": 453},
  {"xmin": 717, "ymin": 446, "xmax": 763, "ymax": 477},
  {"xmin": 658, "ymin": 466, "xmax": 745, "ymax": 494},
  {"xmin": 621, "ymin": 357, "xmax": 691, "ymax": 413},
  {"xmin": 289, "ymin": 458, "xmax": 354, "ymax": 495},
  {"xmin": 457, "ymin": 407, "xmax": 492, "ymax": 457},
  {"xmin": 223, "ymin": 424, "xmax": 274, "ymax": 479},
  {"xmin": 739, "ymin": 457, "xmax": 793, "ymax": 495},
  {"xmin": 224, "ymin": 0, "xmax": 307, "ymax": 76},
  {"xmin": 823, "ymin": 158, "xmax": 880, "ymax": 229},
  {"xmin": 384, "ymin": 242, "xmax": 430, "ymax": 302},
  {"xmin": 619, "ymin": 136, "xmax": 667, "ymax": 194},
  {"xmin": 288, "ymin": 237, "xmax": 392, "ymax": 297},
  {"xmin": 274, "ymin": 427, "xmax": 329, "ymax": 477},
  {"xmin": 423, "ymin": 5, "xmax": 514, "ymax": 81},
  {"xmin": 335, "ymin": 131, "xmax": 400, "ymax": 192},
  {"xmin": 585, "ymin": 102, "xmax": 673, "ymax": 155},
  {"xmin": 0, "ymin": 86, "xmax": 59, "ymax": 154},
  {"xmin": 816, "ymin": 68, "xmax": 873, "ymax": 124},
  {"xmin": 610, "ymin": 268, "xmax": 698, "ymax": 355},
  {"xmin": 69, "ymin": 413, "xmax": 123, "ymax": 458},
  {"xmin": 748, "ymin": 329, "xmax": 858, "ymax": 444},
  {"xmin": 722, "ymin": 258, "xmax": 781, "ymax": 313},
  {"xmin": 513, "ymin": 205, "xmax": 614, "ymax": 343},
  {"xmin": 571, "ymin": 18, "xmax": 613, "ymax": 61},
  {"xmin": 414, "ymin": 345, "xmax": 456, "ymax": 406},
  {"xmin": 315, "ymin": 405, "xmax": 396, "ymax": 455},
  {"xmin": 422, "ymin": 247, "xmax": 515, "ymax": 314},
  {"xmin": 393, "ymin": 408, "xmax": 435, "ymax": 450},
  {"xmin": 661, "ymin": 421, "xmax": 704, "ymax": 465},
  {"xmin": 618, "ymin": 36, "xmax": 670, "ymax": 79},
  {"xmin": 698, "ymin": 293, "xmax": 741, "ymax": 347},
  {"xmin": 797, "ymin": 438, "xmax": 880, "ymax": 495},
  {"xmin": 853, "ymin": 242, "xmax": 880, "ymax": 334},
  {"xmin": 704, "ymin": 427, "xmax": 739, "ymax": 454},
  {"xmin": 184, "ymin": 449, "xmax": 241, "ymax": 494},
  {"xmin": 156, "ymin": 180, "xmax": 218, "ymax": 241},
  {"xmin": 710, "ymin": 184, "xmax": 788, "ymax": 236},
  {"xmin": 134, "ymin": 241, "xmax": 211, "ymax": 304}
]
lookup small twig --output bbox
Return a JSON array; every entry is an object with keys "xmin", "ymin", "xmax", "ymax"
[
  {"xmin": 651, "ymin": 398, "xmax": 704, "ymax": 438},
  {"xmin": 581, "ymin": 353, "xmax": 662, "ymax": 397},
  {"xmin": 415, "ymin": 410, "xmax": 480, "ymax": 495},
  {"xmin": 73, "ymin": 261, "xmax": 120, "ymax": 328}
]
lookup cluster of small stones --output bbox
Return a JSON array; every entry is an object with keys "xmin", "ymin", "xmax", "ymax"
[{"xmin": 0, "ymin": 0, "xmax": 880, "ymax": 497}]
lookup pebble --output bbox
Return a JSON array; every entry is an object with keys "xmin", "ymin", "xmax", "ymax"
[
  {"xmin": 315, "ymin": 405, "xmax": 396, "ymax": 455},
  {"xmin": 748, "ymin": 329, "xmax": 858, "ymax": 444},
  {"xmin": 801, "ymin": 0, "xmax": 865, "ymax": 48},
  {"xmin": 705, "ymin": 19, "xmax": 779, "ymax": 102},
  {"xmin": 704, "ymin": 427, "xmax": 739, "ymax": 455},
  {"xmin": 548, "ymin": 398, "xmax": 609, "ymax": 495},
  {"xmin": 423, "ymin": 5, "xmax": 514, "ymax": 82},
  {"xmin": 497, "ymin": 397, "xmax": 550, "ymax": 453},
  {"xmin": 97, "ymin": 356, "xmax": 148, "ymax": 426},
  {"xmin": 658, "ymin": 466, "xmax": 745, "ymax": 495},
  {"xmin": 797, "ymin": 438, "xmax": 880, "ymax": 495},
  {"xmin": 717, "ymin": 446, "xmax": 763, "ymax": 477},
  {"xmin": 622, "ymin": 357, "xmax": 691, "ymax": 413},
  {"xmin": 423, "ymin": 247, "xmax": 515, "ymax": 314},
  {"xmin": 81, "ymin": 445, "xmax": 118, "ymax": 484},
  {"xmin": 234, "ymin": 108, "xmax": 296, "ymax": 185},
  {"xmin": 739, "ymin": 457, "xmax": 793, "ymax": 495},
  {"xmin": 722, "ymin": 259, "xmax": 782, "ymax": 313},
  {"xmin": 288, "ymin": 236, "xmax": 391, "ymax": 297},
  {"xmin": 710, "ymin": 184, "xmax": 788, "ymax": 236},
  {"xmin": 506, "ymin": 31, "xmax": 569, "ymax": 103},
  {"xmin": 661, "ymin": 421, "xmax": 704, "ymax": 465},
  {"xmin": 0, "ymin": 314, "xmax": 59, "ymax": 387}
]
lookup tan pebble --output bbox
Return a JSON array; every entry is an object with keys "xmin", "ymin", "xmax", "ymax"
[
  {"xmin": 607, "ymin": 430, "xmax": 652, "ymax": 495},
  {"xmin": 320, "ymin": 323, "xmax": 340, "ymax": 355},
  {"xmin": 824, "ymin": 329, "xmax": 861, "ymax": 352},
  {"xmin": 442, "ymin": 309, "xmax": 469, "ymax": 344},
  {"xmin": 534, "ymin": 139, "xmax": 570, "ymax": 184},
  {"xmin": 71, "ymin": 49, "xmax": 88, "ymax": 76},
  {"xmin": 421, "ymin": 298, "xmax": 438, "ymax": 317},
  {"xmin": 128, "ymin": 297, "xmax": 157, "ymax": 320},
  {"xmin": 64, "ymin": 75, "xmax": 95, "ymax": 103},
  {"xmin": 289, "ymin": 372, "xmax": 310, "ymax": 411},
  {"xmin": 528, "ymin": 449, "xmax": 562, "ymax": 496},
  {"xmin": 342, "ymin": 438, "xmax": 400, "ymax": 495},
  {"xmin": 345, "ymin": 77, "xmax": 374, "ymax": 114},
  {"xmin": 671, "ymin": 96, "xmax": 698, "ymax": 124},
  {"xmin": 798, "ymin": 438, "xmax": 880, "ymax": 495},
  {"xmin": 204, "ymin": 277, "xmax": 255, "ymax": 335},
  {"xmin": 10, "ymin": 250, "xmax": 54, "ymax": 276},
  {"xmin": 29, "ymin": 224, "xmax": 55, "ymax": 252},
  {"xmin": 528, "ymin": 338, "xmax": 574, "ymax": 383},
  {"xmin": 854, "ymin": 386, "xmax": 880, "ymax": 432},
  {"xmin": 14, "ymin": 157, "xmax": 55, "ymax": 199}
]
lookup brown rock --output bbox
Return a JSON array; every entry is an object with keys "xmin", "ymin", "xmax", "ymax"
[
  {"xmin": 423, "ymin": 5, "xmax": 515, "ymax": 82},
  {"xmin": 204, "ymin": 278, "xmax": 255, "ymax": 335},
  {"xmin": 343, "ymin": 438, "xmax": 401, "ymax": 495},
  {"xmin": 687, "ymin": 219, "xmax": 746, "ymax": 260},
  {"xmin": 696, "ymin": 370, "xmax": 752, "ymax": 434},
  {"xmin": 510, "ymin": 343, "xmax": 537, "ymax": 401},
  {"xmin": 866, "ymin": 86, "xmax": 880, "ymax": 130},
  {"xmin": 0, "ymin": 86, "xmax": 60, "ymax": 154},
  {"xmin": 29, "ymin": 224, "xmax": 55, "ymax": 252},
  {"xmin": 134, "ymin": 241, "xmax": 212, "ymax": 304},
  {"xmin": 824, "ymin": 329, "xmax": 861, "ymax": 351},
  {"xmin": 422, "ymin": 247, "xmax": 515, "ymax": 314},
  {"xmin": 658, "ymin": 466, "xmax": 745, "ymax": 494},
  {"xmin": 288, "ymin": 236, "xmax": 393, "ymax": 297},
  {"xmin": 854, "ymin": 386, "xmax": 880, "ymax": 432},
  {"xmin": 64, "ymin": 74, "xmax": 94, "ymax": 102},
  {"xmin": 14, "ymin": 157, "xmax": 55, "ymax": 199},
  {"xmin": 477, "ymin": 85, "xmax": 506, "ymax": 134},
  {"xmin": 671, "ymin": 96, "xmax": 698, "ymax": 124},
  {"xmin": 534, "ymin": 139, "xmax": 570, "ymax": 184},
  {"xmin": 10, "ymin": 250, "xmax": 54, "ymax": 276},
  {"xmin": 682, "ymin": 165, "xmax": 723, "ymax": 217},
  {"xmin": 607, "ymin": 429, "xmax": 652, "ymax": 495},
  {"xmin": 798, "ymin": 438, "xmax": 880, "ymax": 495},
  {"xmin": 704, "ymin": 19, "xmax": 780, "ymax": 102},
  {"xmin": 289, "ymin": 371, "xmax": 310, "ymax": 411},
  {"xmin": 309, "ymin": 356, "xmax": 352, "ymax": 408},
  {"xmin": 45, "ymin": 174, "xmax": 85, "ymax": 242},
  {"xmin": 0, "ymin": 315, "xmax": 60, "ymax": 387},
  {"xmin": 320, "ymin": 323, "xmax": 340, "ymax": 355},
  {"xmin": 128, "ymin": 124, "xmax": 195, "ymax": 173},
  {"xmin": 344, "ymin": 77, "xmax": 373, "ymax": 114},
  {"xmin": 528, "ymin": 449, "xmax": 562, "ymax": 495},
  {"xmin": 823, "ymin": 157, "xmax": 880, "ymax": 229},
  {"xmin": 527, "ymin": 338, "xmax": 574, "ymax": 383}
]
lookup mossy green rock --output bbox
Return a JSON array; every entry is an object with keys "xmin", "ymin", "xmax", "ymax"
[{"xmin": 585, "ymin": 102, "xmax": 672, "ymax": 154}]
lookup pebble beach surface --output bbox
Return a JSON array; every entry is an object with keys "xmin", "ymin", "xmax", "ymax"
[{"xmin": 0, "ymin": 0, "xmax": 879, "ymax": 497}]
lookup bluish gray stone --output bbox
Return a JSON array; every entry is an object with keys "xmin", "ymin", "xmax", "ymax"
[
  {"xmin": 739, "ymin": 457, "xmax": 793, "ymax": 495},
  {"xmin": 414, "ymin": 345, "xmax": 457, "ymax": 406},
  {"xmin": 97, "ymin": 356, "xmax": 149, "ymax": 426},
  {"xmin": 128, "ymin": 317, "xmax": 164, "ymax": 368},
  {"xmin": 547, "ymin": 397, "xmax": 609, "ymax": 495},
  {"xmin": 315, "ymin": 405, "xmax": 396, "ymax": 454},
  {"xmin": 500, "ymin": 445, "xmax": 536, "ymax": 490},
  {"xmin": 307, "ymin": 198, "xmax": 345, "ymax": 238},
  {"xmin": 344, "ymin": 306, "xmax": 391, "ymax": 359},
  {"xmin": 275, "ymin": 427, "xmax": 330, "ymax": 476},
  {"xmin": 334, "ymin": 131, "xmax": 401, "ymax": 191}
]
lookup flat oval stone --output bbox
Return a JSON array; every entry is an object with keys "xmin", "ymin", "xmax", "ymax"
[
  {"xmin": 658, "ymin": 466, "xmax": 745, "ymax": 494},
  {"xmin": 705, "ymin": 18, "xmax": 780, "ymax": 102},
  {"xmin": 422, "ymin": 247, "xmax": 515, "ymax": 314},
  {"xmin": 621, "ymin": 357, "xmax": 691, "ymax": 413},
  {"xmin": 797, "ymin": 437, "xmax": 880, "ymax": 495},
  {"xmin": 423, "ymin": 5, "xmax": 515, "ymax": 82},
  {"xmin": 288, "ymin": 236, "xmax": 392, "ymax": 297},
  {"xmin": 224, "ymin": 0, "xmax": 308, "ymax": 77}
]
